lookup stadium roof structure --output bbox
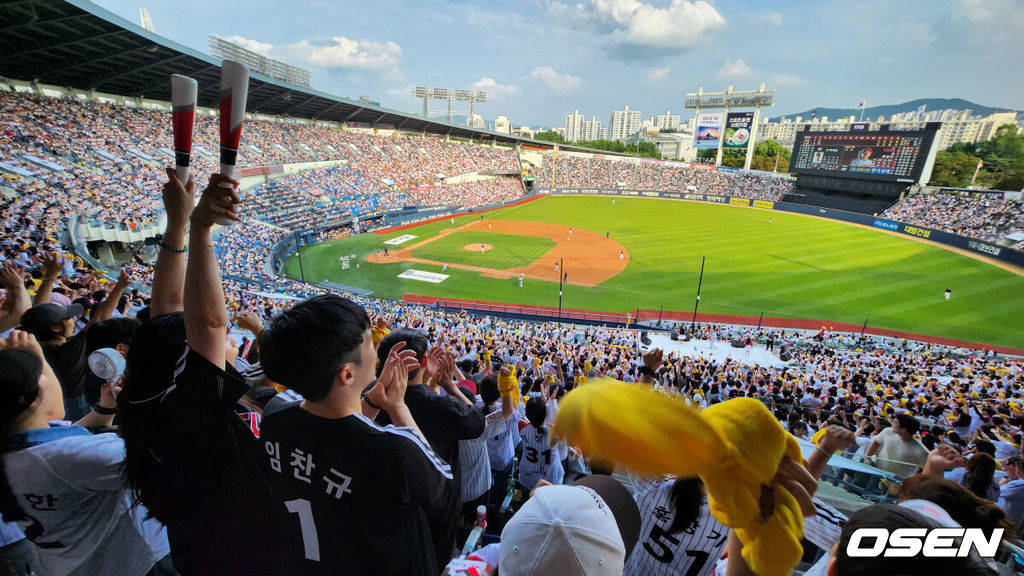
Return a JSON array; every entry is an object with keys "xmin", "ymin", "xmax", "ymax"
[{"xmin": 0, "ymin": 0, "xmax": 614, "ymax": 154}]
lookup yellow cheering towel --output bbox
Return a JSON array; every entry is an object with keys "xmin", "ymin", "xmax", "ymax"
[
  {"xmin": 553, "ymin": 380, "xmax": 805, "ymax": 576},
  {"xmin": 370, "ymin": 324, "xmax": 390, "ymax": 347},
  {"xmin": 498, "ymin": 366, "xmax": 521, "ymax": 407}
]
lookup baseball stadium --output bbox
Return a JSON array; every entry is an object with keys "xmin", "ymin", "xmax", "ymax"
[{"xmin": 1, "ymin": 1, "xmax": 1023, "ymax": 575}]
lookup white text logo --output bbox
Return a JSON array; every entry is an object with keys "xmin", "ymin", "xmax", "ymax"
[{"xmin": 847, "ymin": 528, "xmax": 1002, "ymax": 558}]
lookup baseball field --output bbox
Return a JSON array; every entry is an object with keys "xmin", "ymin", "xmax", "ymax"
[{"xmin": 283, "ymin": 195, "xmax": 1024, "ymax": 349}]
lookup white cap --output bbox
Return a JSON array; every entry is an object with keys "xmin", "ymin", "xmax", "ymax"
[
  {"xmin": 499, "ymin": 485, "xmax": 625, "ymax": 576},
  {"xmin": 87, "ymin": 348, "xmax": 126, "ymax": 382}
]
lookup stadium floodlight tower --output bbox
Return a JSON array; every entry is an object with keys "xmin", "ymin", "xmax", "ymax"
[
  {"xmin": 413, "ymin": 86, "xmax": 487, "ymax": 125},
  {"xmin": 455, "ymin": 89, "xmax": 487, "ymax": 123},
  {"xmin": 685, "ymin": 83, "xmax": 774, "ymax": 170}
]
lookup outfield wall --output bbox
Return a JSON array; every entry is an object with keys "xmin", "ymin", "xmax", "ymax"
[{"xmin": 537, "ymin": 188, "xmax": 1024, "ymax": 268}]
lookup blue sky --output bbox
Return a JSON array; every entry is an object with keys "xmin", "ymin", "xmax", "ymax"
[{"xmin": 94, "ymin": 0, "xmax": 1024, "ymax": 128}]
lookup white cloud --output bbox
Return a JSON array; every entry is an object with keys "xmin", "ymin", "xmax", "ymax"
[
  {"xmin": 223, "ymin": 35, "xmax": 273, "ymax": 55},
  {"xmin": 771, "ymin": 73, "xmax": 802, "ymax": 86},
  {"xmin": 717, "ymin": 59, "xmax": 751, "ymax": 79},
  {"xmin": 529, "ymin": 66, "xmax": 582, "ymax": 95},
  {"xmin": 219, "ymin": 35, "xmax": 400, "ymax": 70},
  {"xmin": 647, "ymin": 67, "xmax": 670, "ymax": 81},
  {"xmin": 754, "ymin": 12, "xmax": 783, "ymax": 27},
  {"xmin": 549, "ymin": 0, "xmax": 725, "ymax": 51},
  {"xmin": 471, "ymin": 77, "xmax": 520, "ymax": 99}
]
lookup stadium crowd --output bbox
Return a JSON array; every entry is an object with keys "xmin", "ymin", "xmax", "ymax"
[
  {"xmin": 1, "ymin": 91, "xmax": 520, "ymax": 234},
  {"xmin": 536, "ymin": 151, "xmax": 795, "ymax": 200},
  {"xmin": 0, "ymin": 166, "xmax": 1022, "ymax": 576},
  {"xmin": 4, "ymin": 90, "xmax": 1024, "ymax": 576},
  {"xmin": 884, "ymin": 190, "xmax": 1024, "ymax": 249}
]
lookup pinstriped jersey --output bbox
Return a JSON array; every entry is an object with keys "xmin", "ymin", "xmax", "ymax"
[
  {"xmin": 624, "ymin": 479, "xmax": 727, "ymax": 576},
  {"xmin": 517, "ymin": 423, "xmax": 564, "ymax": 489}
]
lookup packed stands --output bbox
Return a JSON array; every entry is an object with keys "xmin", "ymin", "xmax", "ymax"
[
  {"xmin": 534, "ymin": 151, "xmax": 795, "ymax": 199},
  {"xmin": 5, "ymin": 83, "xmax": 1024, "ymax": 576},
  {"xmin": 884, "ymin": 190, "xmax": 1024, "ymax": 248}
]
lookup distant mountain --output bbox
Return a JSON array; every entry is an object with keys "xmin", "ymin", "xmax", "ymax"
[
  {"xmin": 770, "ymin": 98, "xmax": 1022, "ymax": 122},
  {"xmin": 429, "ymin": 113, "xmax": 490, "ymax": 127}
]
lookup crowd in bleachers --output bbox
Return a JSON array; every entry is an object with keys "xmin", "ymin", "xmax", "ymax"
[
  {"xmin": 2, "ymin": 167, "xmax": 1022, "ymax": 574},
  {"xmin": 401, "ymin": 179, "xmax": 524, "ymax": 209},
  {"xmin": 5, "ymin": 89, "xmax": 1024, "ymax": 576},
  {"xmin": 884, "ymin": 191, "xmax": 1024, "ymax": 249},
  {"xmin": 1, "ymin": 91, "xmax": 520, "ymax": 235},
  {"xmin": 535, "ymin": 151, "xmax": 795, "ymax": 200}
]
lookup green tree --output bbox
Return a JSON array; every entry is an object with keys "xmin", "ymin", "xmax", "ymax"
[
  {"xmin": 994, "ymin": 156, "xmax": 1024, "ymax": 191},
  {"xmin": 928, "ymin": 151, "xmax": 981, "ymax": 187},
  {"xmin": 697, "ymin": 149, "xmax": 716, "ymax": 161},
  {"xmin": 721, "ymin": 149, "xmax": 745, "ymax": 168},
  {"xmin": 750, "ymin": 154, "xmax": 789, "ymax": 172},
  {"xmin": 533, "ymin": 130, "xmax": 565, "ymax": 143},
  {"xmin": 753, "ymin": 140, "xmax": 791, "ymax": 161}
]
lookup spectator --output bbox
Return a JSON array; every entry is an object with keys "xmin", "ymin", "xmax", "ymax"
[
  {"xmin": 865, "ymin": 413, "xmax": 929, "ymax": 476},
  {"xmin": 374, "ymin": 329, "xmax": 486, "ymax": 504},
  {"xmin": 0, "ymin": 331, "xmax": 174, "ymax": 576},
  {"xmin": 499, "ymin": 475, "xmax": 641, "ymax": 576},
  {"xmin": 118, "ymin": 172, "xmax": 291, "ymax": 576},
  {"xmin": 258, "ymin": 295, "xmax": 459, "ymax": 575}
]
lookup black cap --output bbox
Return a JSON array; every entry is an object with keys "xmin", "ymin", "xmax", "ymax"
[{"xmin": 19, "ymin": 302, "xmax": 84, "ymax": 337}]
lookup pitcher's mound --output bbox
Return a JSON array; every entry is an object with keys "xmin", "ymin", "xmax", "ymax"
[{"xmin": 465, "ymin": 244, "xmax": 493, "ymax": 252}]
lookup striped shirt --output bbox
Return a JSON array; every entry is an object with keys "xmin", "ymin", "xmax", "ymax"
[
  {"xmin": 458, "ymin": 407, "xmax": 506, "ymax": 502},
  {"xmin": 485, "ymin": 405, "xmax": 521, "ymax": 470},
  {"xmin": 624, "ymin": 479, "xmax": 727, "ymax": 576}
]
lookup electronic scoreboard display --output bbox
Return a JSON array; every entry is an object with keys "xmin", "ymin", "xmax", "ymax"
[{"xmin": 790, "ymin": 125, "xmax": 939, "ymax": 184}]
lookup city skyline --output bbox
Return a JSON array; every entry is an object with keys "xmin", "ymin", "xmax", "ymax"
[{"xmin": 91, "ymin": 0, "xmax": 1024, "ymax": 129}]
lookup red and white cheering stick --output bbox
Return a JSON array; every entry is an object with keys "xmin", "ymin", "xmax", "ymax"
[
  {"xmin": 218, "ymin": 60, "xmax": 250, "ymax": 226},
  {"xmin": 170, "ymin": 74, "xmax": 198, "ymax": 184}
]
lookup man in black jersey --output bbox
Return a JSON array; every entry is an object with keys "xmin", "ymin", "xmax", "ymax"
[{"xmin": 259, "ymin": 295, "xmax": 459, "ymax": 575}]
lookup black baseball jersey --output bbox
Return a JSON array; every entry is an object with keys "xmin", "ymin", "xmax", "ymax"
[{"xmin": 260, "ymin": 405, "xmax": 458, "ymax": 576}]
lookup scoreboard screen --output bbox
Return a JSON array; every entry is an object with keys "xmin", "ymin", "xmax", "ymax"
[{"xmin": 791, "ymin": 126, "xmax": 939, "ymax": 184}]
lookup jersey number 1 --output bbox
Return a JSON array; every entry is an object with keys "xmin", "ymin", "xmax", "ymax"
[{"xmin": 286, "ymin": 498, "xmax": 321, "ymax": 561}]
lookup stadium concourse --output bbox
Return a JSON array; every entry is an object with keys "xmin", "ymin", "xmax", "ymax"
[{"xmin": 3, "ymin": 88, "xmax": 1024, "ymax": 576}]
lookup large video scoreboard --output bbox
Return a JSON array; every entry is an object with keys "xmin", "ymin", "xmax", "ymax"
[{"xmin": 791, "ymin": 124, "xmax": 940, "ymax": 184}]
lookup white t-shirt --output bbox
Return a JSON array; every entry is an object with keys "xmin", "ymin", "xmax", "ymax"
[
  {"xmin": 2, "ymin": 425, "xmax": 169, "ymax": 576},
  {"xmin": 873, "ymin": 427, "xmax": 928, "ymax": 475}
]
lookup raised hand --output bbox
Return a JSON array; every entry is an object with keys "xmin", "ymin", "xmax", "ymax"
[
  {"xmin": 770, "ymin": 456, "xmax": 818, "ymax": 517},
  {"xmin": 0, "ymin": 330, "xmax": 43, "ymax": 359},
  {"xmin": 191, "ymin": 174, "xmax": 241, "ymax": 228},
  {"xmin": 97, "ymin": 380, "xmax": 121, "ymax": 411},
  {"xmin": 424, "ymin": 346, "xmax": 445, "ymax": 380},
  {"xmin": 234, "ymin": 310, "xmax": 264, "ymax": 335},
  {"xmin": 922, "ymin": 443, "xmax": 966, "ymax": 477},
  {"xmin": 40, "ymin": 252, "xmax": 63, "ymax": 279},
  {"xmin": 371, "ymin": 341, "xmax": 419, "ymax": 412},
  {"xmin": 642, "ymin": 347, "xmax": 664, "ymax": 371},
  {"xmin": 0, "ymin": 262, "xmax": 23, "ymax": 288},
  {"xmin": 162, "ymin": 167, "xmax": 196, "ymax": 226},
  {"xmin": 115, "ymin": 267, "xmax": 131, "ymax": 289}
]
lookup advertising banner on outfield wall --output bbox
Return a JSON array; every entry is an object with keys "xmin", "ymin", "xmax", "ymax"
[
  {"xmin": 695, "ymin": 112, "xmax": 723, "ymax": 149},
  {"xmin": 723, "ymin": 112, "xmax": 755, "ymax": 149}
]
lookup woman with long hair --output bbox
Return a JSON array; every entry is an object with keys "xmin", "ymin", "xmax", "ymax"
[
  {"xmin": 899, "ymin": 474, "xmax": 1016, "ymax": 542},
  {"xmin": 0, "ymin": 331, "xmax": 173, "ymax": 575}
]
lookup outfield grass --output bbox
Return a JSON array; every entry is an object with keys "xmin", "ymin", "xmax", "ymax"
[
  {"xmin": 285, "ymin": 196, "xmax": 1024, "ymax": 348},
  {"xmin": 409, "ymin": 231, "xmax": 556, "ymax": 269}
]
